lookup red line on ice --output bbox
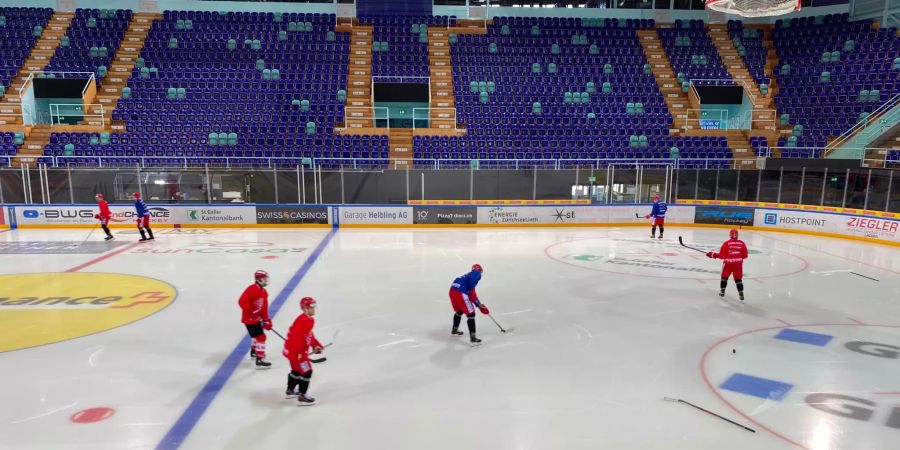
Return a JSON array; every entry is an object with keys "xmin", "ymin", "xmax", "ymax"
[
  {"xmin": 65, "ymin": 242, "xmax": 142, "ymax": 272},
  {"xmin": 700, "ymin": 323, "xmax": 900, "ymax": 450}
]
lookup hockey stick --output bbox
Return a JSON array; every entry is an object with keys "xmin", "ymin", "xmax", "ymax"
[
  {"xmin": 678, "ymin": 236, "xmax": 707, "ymax": 254},
  {"xmin": 487, "ymin": 314, "xmax": 513, "ymax": 333},
  {"xmin": 635, "ymin": 213, "xmax": 644, "ymax": 219},
  {"xmin": 663, "ymin": 397, "xmax": 755, "ymax": 433},
  {"xmin": 271, "ymin": 327, "xmax": 336, "ymax": 363},
  {"xmin": 71, "ymin": 225, "xmax": 98, "ymax": 248}
]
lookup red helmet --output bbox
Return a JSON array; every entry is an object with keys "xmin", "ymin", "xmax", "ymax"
[
  {"xmin": 133, "ymin": 192, "xmax": 141, "ymax": 199},
  {"xmin": 300, "ymin": 297, "xmax": 317, "ymax": 309},
  {"xmin": 254, "ymin": 270, "xmax": 269, "ymax": 280},
  {"xmin": 652, "ymin": 193, "xmax": 661, "ymax": 200},
  {"xmin": 730, "ymin": 229, "xmax": 739, "ymax": 239},
  {"xmin": 95, "ymin": 193, "xmax": 104, "ymax": 199},
  {"xmin": 471, "ymin": 264, "xmax": 483, "ymax": 273}
]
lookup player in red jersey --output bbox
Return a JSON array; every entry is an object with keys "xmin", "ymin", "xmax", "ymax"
[
  {"xmin": 283, "ymin": 297, "xmax": 323, "ymax": 405},
  {"xmin": 706, "ymin": 229, "xmax": 749, "ymax": 301},
  {"xmin": 94, "ymin": 194, "xmax": 114, "ymax": 240},
  {"xmin": 239, "ymin": 270, "xmax": 272, "ymax": 368}
]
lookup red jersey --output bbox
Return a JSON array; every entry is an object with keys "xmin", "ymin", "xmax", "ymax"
[
  {"xmin": 284, "ymin": 313, "xmax": 321, "ymax": 355},
  {"xmin": 97, "ymin": 199, "xmax": 111, "ymax": 218},
  {"xmin": 238, "ymin": 283, "xmax": 269, "ymax": 324},
  {"xmin": 715, "ymin": 239, "xmax": 748, "ymax": 264}
]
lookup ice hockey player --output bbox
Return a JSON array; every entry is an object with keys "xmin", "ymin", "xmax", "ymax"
[
  {"xmin": 239, "ymin": 270, "xmax": 273, "ymax": 369},
  {"xmin": 132, "ymin": 192, "xmax": 154, "ymax": 242},
  {"xmin": 449, "ymin": 264, "xmax": 490, "ymax": 345},
  {"xmin": 283, "ymin": 297, "xmax": 323, "ymax": 405},
  {"xmin": 645, "ymin": 193, "xmax": 667, "ymax": 240},
  {"xmin": 94, "ymin": 194, "xmax": 114, "ymax": 240},
  {"xmin": 706, "ymin": 229, "xmax": 749, "ymax": 301}
]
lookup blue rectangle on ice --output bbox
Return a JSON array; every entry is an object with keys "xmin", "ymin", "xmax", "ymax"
[
  {"xmin": 774, "ymin": 328, "xmax": 834, "ymax": 347},
  {"xmin": 719, "ymin": 373, "xmax": 794, "ymax": 401}
]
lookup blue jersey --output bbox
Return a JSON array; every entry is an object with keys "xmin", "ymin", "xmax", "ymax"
[
  {"xmin": 450, "ymin": 270, "xmax": 481, "ymax": 295},
  {"xmin": 134, "ymin": 199, "xmax": 149, "ymax": 217},
  {"xmin": 651, "ymin": 201, "xmax": 667, "ymax": 218}
]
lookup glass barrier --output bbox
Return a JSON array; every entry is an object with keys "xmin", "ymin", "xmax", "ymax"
[{"xmin": 1, "ymin": 164, "xmax": 896, "ymax": 213}]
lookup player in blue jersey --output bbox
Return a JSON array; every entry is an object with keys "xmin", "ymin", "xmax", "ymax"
[
  {"xmin": 644, "ymin": 193, "xmax": 667, "ymax": 240},
  {"xmin": 133, "ymin": 192, "xmax": 155, "ymax": 242},
  {"xmin": 449, "ymin": 264, "xmax": 489, "ymax": 345}
]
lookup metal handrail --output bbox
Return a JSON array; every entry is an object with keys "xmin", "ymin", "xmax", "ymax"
[
  {"xmin": 339, "ymin": 106, "xmax": 391, "ymax": 130},
  {"xmin": 682, "ymin": 108, "xmax": 729, "ymax": 130},
  {"xmin": 825, "ymin": 92, "xmax": 900, "ymax": 155},
  {"xmin": 49, "ymin": 103, "xmax": 105, "ymax": 127}
]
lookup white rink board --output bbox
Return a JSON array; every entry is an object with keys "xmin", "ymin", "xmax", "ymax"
[{"xmin": 755, "ymin": 208, "xmax": 900, "ymax": 244}]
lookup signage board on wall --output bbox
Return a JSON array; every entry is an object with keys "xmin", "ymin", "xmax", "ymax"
[
  {"xmin": 756, "ymin": 209, "xmax": 899, "ymax": 243},
  {"xmin": 695, "ymin": 206, "xmax": 755, "ymax": 226},
  {"xmin": 341, "ymin": 207, "xmax": 413, "ymax": 225},
  {"xmin": 413, "ymin": 207, "xmax": 477, "ymax": 224},
  {"xmin": 15, "ymin": 206, "xmax": 175, "ymax": 226},
  {"xmin": 256, "ymin": 206, "xmax": 329, "ymax": 225}
]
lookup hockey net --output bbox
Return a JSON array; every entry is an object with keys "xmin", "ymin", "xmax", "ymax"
[{"xmin": 705, "ymin": 0, "xmax": 800, "ymax": 18}]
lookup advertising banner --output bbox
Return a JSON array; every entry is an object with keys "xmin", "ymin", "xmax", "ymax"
[
  {"xmin": 256, "ymin": 206, "xmax": 329, "ymax": 225},
  {"xmin": 178, "ymin": 207, "xmax": 257, "ymax": 225},
  {"xmin": 15, "ymin": 205, "xmax": 175, "ymax": 226},
  {"xmin": 340, "ymin": 207, "xmax": 413, "ymax": 225},
  {"xmin": 695, "ymin": 206, "xmax": 755, "ymax": 226},
  {"xmin": 412, "ymin": 206, "xmax": 477, "ymax": 224},
  {"xmin": 757, "ymin": 209, "xmax": 899, "ymax": 243}
]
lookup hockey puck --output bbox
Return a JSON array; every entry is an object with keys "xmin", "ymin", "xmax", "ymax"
[{"xmin": 732, "ymin": 349, "xmax": 736, "ymax": 354}]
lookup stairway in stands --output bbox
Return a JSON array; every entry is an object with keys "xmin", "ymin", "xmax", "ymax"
[
  {"xmin": 0, "ymin": 11, "xmax": 72, "ymax": 135},
  {"xmin": 426, "ymin": 27, "xmax": 456, "ymax": 131},
  {"xmin": 0, "ymin": 12, "xmax": 74, "ymax": 165},
  {"xmin": 637, "ymin": 29, "xmax": 694, "ymax": 133},
  {"xmin": 91, "ymin": 12, "xmax": 159, "ymax": 129}
]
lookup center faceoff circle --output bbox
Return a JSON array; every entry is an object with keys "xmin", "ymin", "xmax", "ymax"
[{"xmin": 0, "ymin": 273, "xmax": 177, "ymax": 352}]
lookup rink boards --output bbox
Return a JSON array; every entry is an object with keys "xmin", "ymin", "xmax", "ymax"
[{"xmin": 1, "ymin": 203, "xmax": 898, "ymax": 246}]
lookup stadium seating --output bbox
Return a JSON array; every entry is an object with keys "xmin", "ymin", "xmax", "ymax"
[
  {"xmin": 11, "ymin": 10, "xmax": 893, "ymax": 169},
  {"xmin": 0, "ymin": 7, "xmax": 52, "ymax": 90},
  {"xmin": 45, "ymin": 9, "xmax": 132, "ymax": 83},
  {"xmin": 772, "ymin": 14, "xmax": 899, "ymax": 149},
  {"xmin": 43, "ymin": 11, "xmax": 390, "ymax": 168},
  {"xmin": 416, "ymin": 16, "xmax": 730, "ymax": 168}
]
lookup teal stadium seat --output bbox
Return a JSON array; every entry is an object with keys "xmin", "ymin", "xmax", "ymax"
[{"xmin": 629, "ymin": 135, "xmax": 638, "ymax": 148}]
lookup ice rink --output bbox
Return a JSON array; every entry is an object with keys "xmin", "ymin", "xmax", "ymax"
[{"xmin": 1, "ymin": 225, "xmax": 899, "ymax": 450}]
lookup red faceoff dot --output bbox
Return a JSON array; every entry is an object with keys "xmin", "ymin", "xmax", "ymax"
[
  {"xmin": 70, "ymin": 407, "xmax": 115, "ymax": 424},
  {"xmin": 261, "ymin": 256, "xmax": 279, "ymax": 260}
]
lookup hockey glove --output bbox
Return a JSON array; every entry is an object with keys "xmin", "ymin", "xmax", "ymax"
[
  {"xmin": 262, "ymin": 320, "xmax": 272, "ymax": 330},
  {"xmin": 706, "ymin": 252, "xmax": 716, "ymax": 259},
  {"xmin": 478, "ymin": 305, "xmax": 490, "ymax": 315}
]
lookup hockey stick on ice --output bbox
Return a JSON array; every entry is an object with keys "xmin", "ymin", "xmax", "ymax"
[
  {"xmin": 71, "ymin": 225, "xmax": 98, "ymax": 248},
  {"xmin": 663, "ymin": 397, "xmax": 755, "ymax": 433},
  {"xmin": 487, "ymin": 314, "xmax": 513, "ymax": 333},
  {"xmin": 678, "ymin": 236, "xmax": 707, "ymax": 254}
]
